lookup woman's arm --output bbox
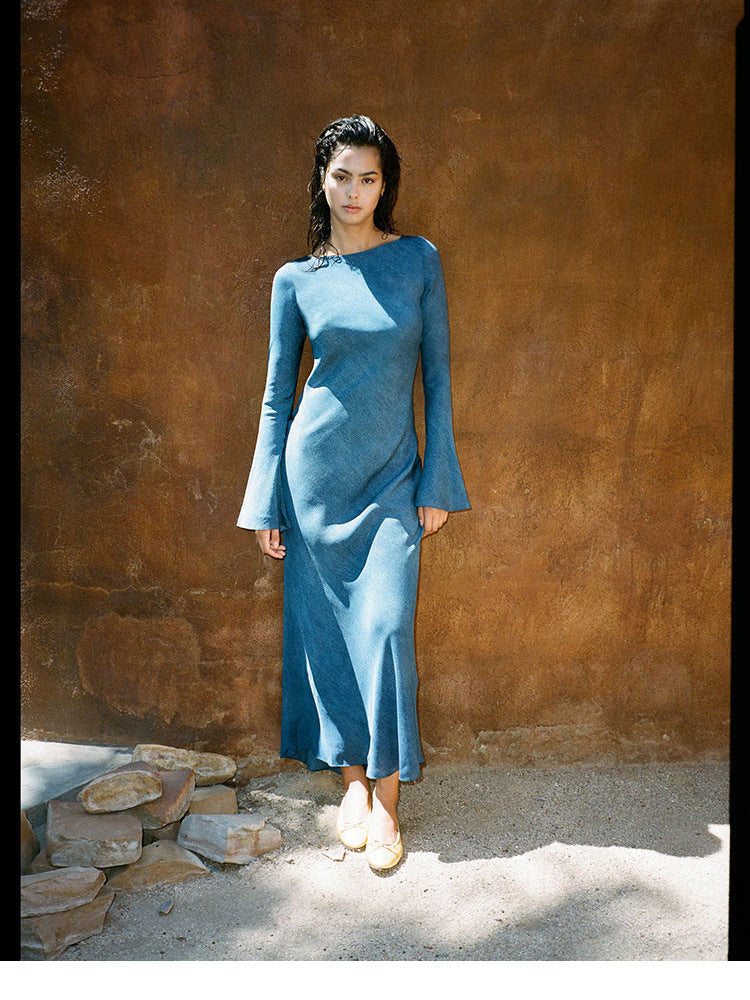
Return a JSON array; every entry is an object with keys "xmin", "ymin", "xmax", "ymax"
[
  {"xmin": 415, "ymin": 241, "xmax": 471, "ymax": 517},
  {"xmin": 236, "ymin": 266, "xmax": 306, "ymax": 535}
]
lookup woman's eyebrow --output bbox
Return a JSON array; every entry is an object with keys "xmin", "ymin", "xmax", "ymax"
[{"xmin": 332, "ymin": 168, "xmax": 380, "ymax": 176}]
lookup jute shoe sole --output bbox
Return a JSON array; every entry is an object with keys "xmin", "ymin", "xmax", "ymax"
[{"xmin": 366, "ymin": 831, "xmax": 403, "ymax": 871}]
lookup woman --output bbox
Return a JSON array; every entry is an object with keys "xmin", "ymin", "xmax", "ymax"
[{"xmin": 237, "ymin": 115, "xmax": 470, "ymax": 871}]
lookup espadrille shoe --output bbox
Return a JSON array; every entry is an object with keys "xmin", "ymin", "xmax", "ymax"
[
  {"xmin": 336, "ymin": 803, "xmax": 371, "ymax": 850},
  {"xmin": 366, "ymin": 830, "xmax": 403, "ymax": 871}
]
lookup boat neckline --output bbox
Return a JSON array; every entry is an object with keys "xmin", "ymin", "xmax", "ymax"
[{"xmin": 309, "ymin": 235, "xmax": 405, "ymax": 260}]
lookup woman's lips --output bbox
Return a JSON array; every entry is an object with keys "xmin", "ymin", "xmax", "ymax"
[{"xmin": 343, "ymin": 205, "xmax": 361, "ymax": 211}]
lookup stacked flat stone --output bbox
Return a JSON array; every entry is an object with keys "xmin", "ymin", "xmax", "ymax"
[
  {"xmin": 20, "ymin": 866, "xmax": 115, "ymax": 960},
  {"xmin": 46, "ymin": 800, "xmax": 143, "ymax": 868},
  {"xmin": 77, "ymin": 761, "xmax": 164, "ymax": 813},
  {"xmin": 178, "ymin": 813, "xmax": 282, "ymax": 863},
  {"xmin": 106, "ymin": 841, "xmax": 209, "ymax": 890},
  {"xmin": 21, "ymin": 810, "xmax": 39, "ymax": 873},
  {"xmin": 131, "ymin": 744, "xmax": 238, "ymax": 786},
  {"xmin": 20, "ymin": 743, "xmax": 282, "ymax": 959}
]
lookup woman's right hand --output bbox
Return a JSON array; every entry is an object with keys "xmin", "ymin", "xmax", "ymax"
[{"xmin": 255, "ymin": 528, "xmax": 286, "ymax": 559}]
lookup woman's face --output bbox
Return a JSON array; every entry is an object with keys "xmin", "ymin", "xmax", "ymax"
[{"xmin": 322, "ymin": 144, "xmax": 385, "ymax": 230}]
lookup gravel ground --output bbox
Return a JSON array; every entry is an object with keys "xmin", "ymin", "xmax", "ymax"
[{"xmin": 37, "ymin": 761, "xmax": 728, "ymax": 962}]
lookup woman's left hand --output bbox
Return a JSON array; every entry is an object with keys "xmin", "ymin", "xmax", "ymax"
[{"xmin": 417, "ymin": 506, "xmax": 449, "ymax": 536}]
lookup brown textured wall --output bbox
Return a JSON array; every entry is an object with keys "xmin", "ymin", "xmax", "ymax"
[{"xmin": 21, "ymin": 0, "xmax": 736, "ymax": 767}]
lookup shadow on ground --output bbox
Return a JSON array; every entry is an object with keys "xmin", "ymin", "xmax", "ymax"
[
  {"xmin": 241, "ymin": 759, "xmax": 728, "ymax": 863},
  {"xmin": 30, "ymin": 760, "xmax": 728, "ymax": 962}
]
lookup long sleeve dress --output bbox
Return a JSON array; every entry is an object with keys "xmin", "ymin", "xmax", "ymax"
[{"xmin": 237, "ymin": 235, "xmax": 470, "ymax": 782}]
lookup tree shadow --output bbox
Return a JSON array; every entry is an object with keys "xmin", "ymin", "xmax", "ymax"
[
  {"xmin": 241, "ymin": 759, "xmax": 728, "ymax": 865},
  {"xmin": 47, "ymin": 760, "xmax": 728, "ymax": 962},
  {"xmin": 400, "ymin": 760, "xmax": 728, "ymax": 863}
]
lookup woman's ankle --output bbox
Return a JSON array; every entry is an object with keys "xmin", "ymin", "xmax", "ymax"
[
  {"xmin": 341, "ymin": 767, "xmax": 371, "ymax": 807},
  {"xmin": 373, "ymin": 772, "xmax": 399, "ymax": 808}
]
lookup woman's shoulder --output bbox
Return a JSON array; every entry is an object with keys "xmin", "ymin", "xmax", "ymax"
[
  {"xmin": 272, "ymin": 251, "xmax": 329, "ymax": 282},
  {"xmin": 390, "ymin": 234, "xmax": 440, "ymax": 256},
  {"xmin": 409, "ymin": 234, "xmax": 438, "ymax": 252},
  {"xmin": 406, "ymin": 235, "xmax": 443, "ymax": 267},
  {"xmin": 271, "ymin": 257, "xmax": 308, "ymax": 285}
]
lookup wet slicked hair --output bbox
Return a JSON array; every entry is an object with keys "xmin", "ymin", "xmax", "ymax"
[{"xmin": 306, "ymin": 115, "xmax": 401, "ymax": 269}]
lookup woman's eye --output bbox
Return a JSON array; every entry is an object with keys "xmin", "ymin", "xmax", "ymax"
[{"xmin": 332, "ymin": 175, "xmax": 376, "ymax": 184}]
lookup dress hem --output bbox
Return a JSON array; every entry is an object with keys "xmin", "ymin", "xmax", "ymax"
[{"xmin": 280, "ymin": 749, "xmax": 424, "ymax": 784}]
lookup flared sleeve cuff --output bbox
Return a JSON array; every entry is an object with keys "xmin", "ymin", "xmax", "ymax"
[
  {"xmin": 415, "ymin": 445, "xmax": 472, "ymax": 512},
  {"xmin": 236, "ymin": 456, "xmax": 292, "ymax": 532}
]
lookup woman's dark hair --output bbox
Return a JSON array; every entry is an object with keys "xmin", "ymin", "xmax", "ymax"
[{"xmin": 306, "ymin": 115, "xmax": 401, "ymax": 269}]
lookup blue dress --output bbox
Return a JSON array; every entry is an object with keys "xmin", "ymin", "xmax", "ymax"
[{"xmin": 237, "ymin": 235, "xmax": 470, "ymax": 782}]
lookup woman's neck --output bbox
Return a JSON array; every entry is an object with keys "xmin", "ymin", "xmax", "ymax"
[{"xmin": 323, "ymin": 222, "xmax": 387, "ymax": 256}]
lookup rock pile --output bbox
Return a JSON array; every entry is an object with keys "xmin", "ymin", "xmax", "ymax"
[{"xmin": 20, "ymin": 743, "xmax": 282, "ymax": 959}]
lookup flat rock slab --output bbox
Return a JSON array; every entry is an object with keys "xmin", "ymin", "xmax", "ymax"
[
  {"xmin": 46, "ymin": 800, "xmax": 142, "ymax": 868},
  {"xmin": 21, "ymin": 866, "xmax": 106, "ymax": 917},
  {"xmin": 21, "ymin": 809, "xmax": 39, "ymax": 873},
  {"xmin": 177, "ymin": 813, "xmax": 282, "ymax": 863},
  {"xmin": 143, "ymin": 821, "xmax": 181, "ymax": 844},
  {"xmin": 133, "ymin": 744, "xmax": 236, "ymax": 786},
  {"xmin": 127, "ymin": 768, "xmax": 195, "ymax": 829},
  {"xmin": 20, "ymin": 886, "xmax": 115, "ymax": 960},
  {"xmin": 78, "ymin": 761, "xmax": 163, "ymax": 813},
  {"xmin": 106, "ymin": 841, "xmax": 210, "ymax": 891},
  {"xmin": 188, "ymin": 785, "xmax": 238, "ymax": 815},
  {"xmin": 26, "ymin": 850, "xmax": 56, "ymax": 875}
]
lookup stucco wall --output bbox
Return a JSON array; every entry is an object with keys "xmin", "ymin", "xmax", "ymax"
[{"xmin": 21, "ymin": 0, "xmax": 736, "ymax": 767}]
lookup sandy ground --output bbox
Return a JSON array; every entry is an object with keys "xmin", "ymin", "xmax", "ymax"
[{"xmin": 27, "ymin": 759, "xmax": 729, "ymax": 963}]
